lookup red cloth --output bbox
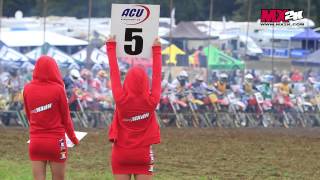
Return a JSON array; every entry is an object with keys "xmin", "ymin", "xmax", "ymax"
[
  {"xmin": 112, "ymin": 145, "xmax": 154, "ymax": 175},
  {"xmin": 29, "ymin": 137, "xmax": 68, "ymax": 162},
  {"xmin": 106, "ymin": 41, "xmax": 161, "ymax": 149},
  {"xmin": 23, "ymin": 56, "xmax": 79, "ymax": 156},
  {"xmin": 291, "ymin": 73, "xmax": 302, "ymax": 82}
]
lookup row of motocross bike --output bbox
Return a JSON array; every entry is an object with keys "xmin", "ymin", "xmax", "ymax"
[
  {"xmin": 1, "ymin": 85, "xmax": 320, "ymax": 129},
  {"xmin": 0, "ymin": 87, "xmax": 115, "ymax": 128},
  {"xmin": 157, "ymin": 85, "xmax": 320, "ymax": 128}
]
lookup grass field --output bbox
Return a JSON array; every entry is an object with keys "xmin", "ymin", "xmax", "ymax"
[{"xmin": 1, "ymin": 128, "xmax": 320, "ymax": 180}]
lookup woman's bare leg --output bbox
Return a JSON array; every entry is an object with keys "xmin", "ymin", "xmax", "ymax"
[
  {"xmin": 134, "ymin": 174, "xmax": 152, "ymax": 180},
  {"xmin": 31, "ymin": 161, "xmax": 47, "ymax": 180},
  {"xmin": 49, "ymin": 161, "xmax": 66, "ymax": 180},
  {"xmin": 114, "ymin": 174, "xmax": 132, "ymax": 180}
]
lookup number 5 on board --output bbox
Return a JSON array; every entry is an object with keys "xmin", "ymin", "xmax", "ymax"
[{"xmin": 111, "ymin": 4, "xmax": 160, "ymax": 58}]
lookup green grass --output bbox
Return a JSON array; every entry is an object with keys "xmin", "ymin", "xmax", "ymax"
[
  {"xmin": 0, "ymin": 160, "xmax": 193, "ymax": 180},
  {"xmin": 0, "ymin": 160, "xmax": 113, "ymax": 180},
  {"xmin": 0, "ymin": 160, "xmax": 33, "ymax": 180}
]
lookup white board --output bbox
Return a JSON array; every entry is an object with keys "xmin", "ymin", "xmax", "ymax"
[{"xmin": 111, "ymin": 4, "xmax": 160, "ymax": 58}]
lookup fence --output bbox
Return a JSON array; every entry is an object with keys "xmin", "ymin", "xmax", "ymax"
[
  {"xmin": 1, "ymin": 110, "xmax": 320, "ymax": 129},
  {"xmin": 0, "ymin": 110, "xmax": 114, "ymax": 129}
]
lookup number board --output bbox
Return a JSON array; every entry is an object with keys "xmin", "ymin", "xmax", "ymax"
[{"xmin": 111, "ymin": 4, "xmax": 160, "ymax": 58}]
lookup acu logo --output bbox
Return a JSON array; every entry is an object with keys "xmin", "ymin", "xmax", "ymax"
[{"xmin": 121, "ymin": 8, "xmax": 144, "ymax": 17}]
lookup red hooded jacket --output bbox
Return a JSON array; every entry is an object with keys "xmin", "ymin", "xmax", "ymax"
[
  {"xmin": 23, "ymin": 56, "xmax": 78, "ymax": 144},
  {"xmin": 106, "ymin": 42, "xmax": 161, "ymax": 148}
]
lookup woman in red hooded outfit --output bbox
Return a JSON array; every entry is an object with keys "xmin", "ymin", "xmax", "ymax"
[
  {"xmin": 106, "ymin": 36, "xmax": 161, "ymax": 180},
  {"xmin": 23, "ymin": 56, "xmax": 79, "ymax": 180}
]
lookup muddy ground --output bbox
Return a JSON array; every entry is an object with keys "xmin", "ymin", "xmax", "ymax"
[{"xmin": 1, "ymin": 127, "xmax": 320, "ymax": 179}]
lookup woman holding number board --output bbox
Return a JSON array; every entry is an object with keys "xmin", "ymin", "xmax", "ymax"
[
  {"xmin": 106, "ymin": 35, "xmax": 162, "ymax": 180},
  {"xmin": 23, "ymin": 56, "xmax": 79, "ymax": 180}
]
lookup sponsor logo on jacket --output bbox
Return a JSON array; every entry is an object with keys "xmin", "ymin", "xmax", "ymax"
[
  {"xmin": 31, "ymin": 103, "xmax": 52, "ymax": 114},
  {"xmin": 124, "ymin": 112, "xmax": 150, "ymax": 122}
]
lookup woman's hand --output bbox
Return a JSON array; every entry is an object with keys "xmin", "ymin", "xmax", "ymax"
[
  {"xmin": 107, "ymin": 35, "xmax": 116, "ymax": 42},
  {"xmin": 153, "ymin": 37, "xmax": 161, "ymax": 46}
]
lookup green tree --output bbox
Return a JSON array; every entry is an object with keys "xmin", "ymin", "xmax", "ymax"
[
  {"xmin": 3, "ymin": 0, "xmax": 38, "ymax": 17},
  {"xmin": 1, "ymin": 0, "xmax": 319, "ymax": 26}
]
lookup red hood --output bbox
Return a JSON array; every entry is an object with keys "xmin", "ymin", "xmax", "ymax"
[
  {"xmin": 123, "ymin": 66, "xmax": 149, "ymax": 96},
  {"xmin": 32, "ymin": 55, "xmax": 64, "ymax": 86}
]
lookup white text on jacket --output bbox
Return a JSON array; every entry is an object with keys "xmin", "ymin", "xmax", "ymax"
[
  {"xmin": 31, "ymin": 103, "xmax": 52, "ymax": 114},
  {"xmin": 127, "ymin": 113, "xmax": 150, "ymax": 122}
]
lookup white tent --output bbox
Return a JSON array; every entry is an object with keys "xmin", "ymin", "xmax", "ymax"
[
  {"xmin": 0, "ymin": 30, "xmax": 88, "ymax": 47},
  {"xmin": 0, "ymin": 42, "xmax": 29, "ymax": 61},
  {"xmin": 195, "ymin": 18, "xmax": 315, "ymax": 36},
  {"xmin": 67, "ymin": 62, "xmax": 81, "ymax": 70},
  {"xmin": 72, "ymin": 48, "xmax": 108, "ymax": 65},
  {"xmin": 26, "ymin": 43, "xmax": 75, "ymax": 64},
  {"xmin": 257, "ymin": 29, "xmax": 304, "ymax": 40}
]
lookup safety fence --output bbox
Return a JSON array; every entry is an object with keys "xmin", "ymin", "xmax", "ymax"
[
  {"xmin": 1, "ymin": 110, "xmax": 320, "ymax": 129},
  {"xmin": 0, "ymin": 110, "xmax": 114, "ymax": 129}
]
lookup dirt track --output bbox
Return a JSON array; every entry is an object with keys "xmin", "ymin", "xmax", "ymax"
[{"xmin": 1, "ymin": 127, "xmax": 320, "ymax": 179}]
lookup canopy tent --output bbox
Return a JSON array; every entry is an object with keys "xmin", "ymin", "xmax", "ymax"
[
  {"xmin": 72, "ymin": 48, "xmax": 109, "ymax": 65},
  {"xmin": 0, "ymin": 30, "xmax": 88, "ymax": 47},
  {"xmin": 291, "ymin": 28, "xmax": 320, "ymax": 40},
  {"xmin": 292, "ymin": 49, "xmax": 320, "ymax": 66},
  {"xmin": 162, "ymin": 44, "xmax": 186, "ymax": 65},
  {"xmin": 0, "ymin": 60, "xmax": 34, "ymax": 70},
  {"xmin": 26, "ymin": 43, "xmax": 75, "ymax": 65},
  {"xmin": 290, "ymin": 28, "xmax": 320, "ymax": 57},
  {"xmin": 163, "ymin": 21, "xmax": 214, "ymax": 40},
  {"xmin": 162, "ymin": 21, "xmax": 217, "ymax": 52},
  {"xmin": 0, "ymin": 41, "xmax": 29, "ymax": 61},
  {"xmin": 204, "ymin": 46, "xmax": 245, "ymax": 70},
  {"xmin": 260, "ymin": 29, "xmax": 303, "ymax": 40}
]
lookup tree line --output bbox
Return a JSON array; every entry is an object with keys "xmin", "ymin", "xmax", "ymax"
[{"xmin": 3, "ymin": 0, "xmax": 320, "ymax": 26}]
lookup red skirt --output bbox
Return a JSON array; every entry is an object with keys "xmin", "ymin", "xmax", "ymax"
[
  {"xmin": 111, "ymin": 144, "xmax": 154, "ymax": 175},
  {"xmin": 29, "ymin": 137, "xmax": 67, "ymax": 162}
]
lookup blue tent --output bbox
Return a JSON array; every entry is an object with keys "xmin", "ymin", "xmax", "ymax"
[
  {"xmin": 292, "ymin": 49, "xmax": 320, "ymax": 66},
  {"xmin": 290, "ymin": 28, "xmax": 320, "ymax": 58},
  {"xmin": 291, "ymin": 28, "xmax": 320, "ymax": 40}
]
